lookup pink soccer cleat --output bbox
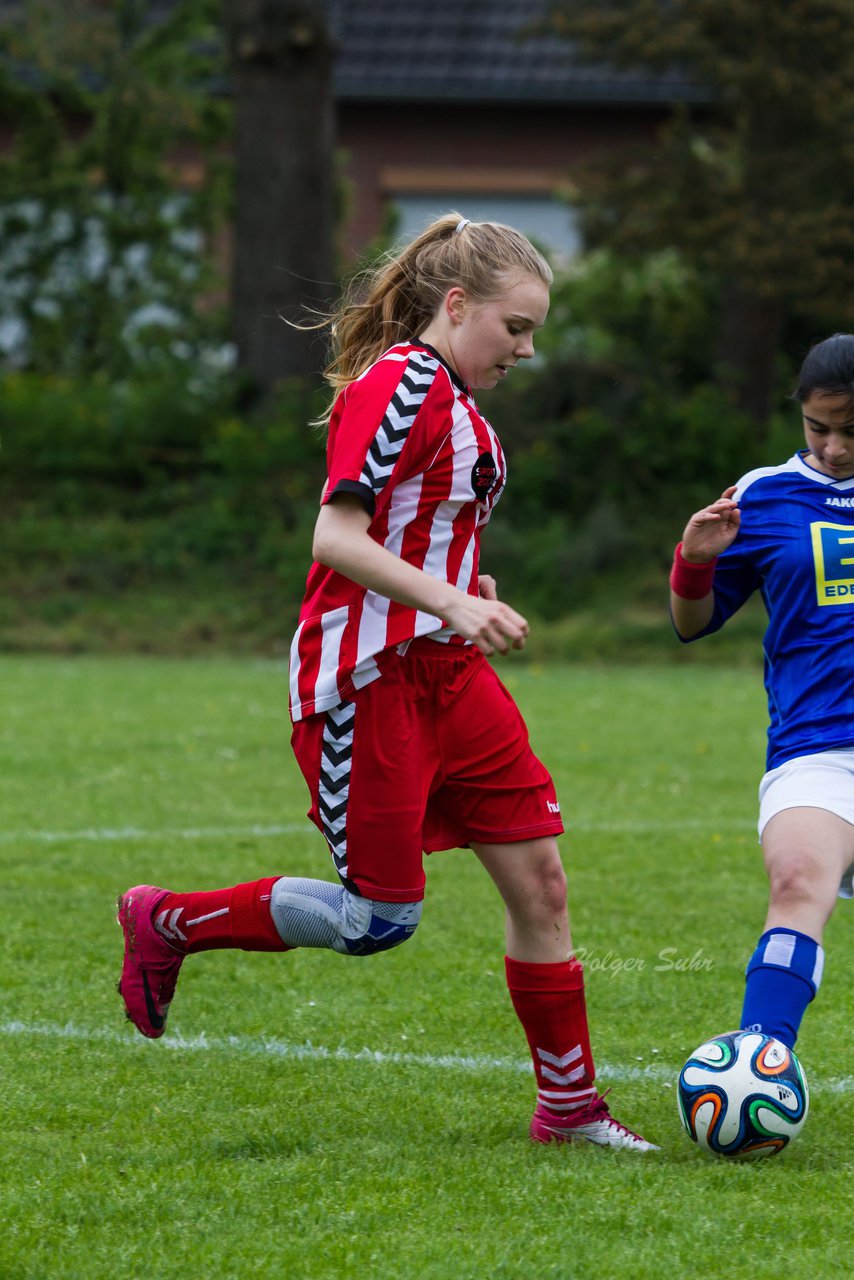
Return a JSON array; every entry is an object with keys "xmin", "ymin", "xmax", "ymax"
[
  {"xmin": 530, "ymin": 1091, "xmax": 659, "ymax": 1151},
  {"xmin": 116, "ymin": 885, "xmax": 185, "ymax": 1039}
]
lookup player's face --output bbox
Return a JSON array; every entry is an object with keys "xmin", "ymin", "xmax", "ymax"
[
  {"xmin": 446, "ymin": 273, "xmax": 550, "ymax": 390},
  {"xmin": 802, "ymin": 392, "xmax": 854, "ymax": 479}
]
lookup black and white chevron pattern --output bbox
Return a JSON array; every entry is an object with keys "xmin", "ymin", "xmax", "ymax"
[
  {"xmin": 319, "ymin": 700, "xmax": 356, "ymax": 878},
  {"xmin": 360, "ymin": 353, "xmax": 436, "ymax": 495}
]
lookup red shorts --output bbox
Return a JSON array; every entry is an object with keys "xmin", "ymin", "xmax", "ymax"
[{"xmin": 290, "ymin": 639, "xmax": 564, "ymax": 902}]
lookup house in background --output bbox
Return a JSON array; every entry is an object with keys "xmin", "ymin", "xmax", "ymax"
[
  {"xmin": 0, "ymin": 0, "xmax": 706, "ymax": 378},
  {"xmin": 331, "ymin": 0, "xmax": 704, "ymax": 259},
  {"xmin": 0, "ymin": 0, "xmax": 703, "ymax": 263}
]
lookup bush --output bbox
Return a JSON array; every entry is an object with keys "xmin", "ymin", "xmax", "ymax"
[
  {"xmin": 0, "ymin": 367, "xmax": 328, "ymax": 651},
  {"xmin": 0, "ymin": 247, "xmax": 810, "ymax": 653},
  {"xmin": 482, "ymin": 250, "xmax": 804, "ymax": 612}
]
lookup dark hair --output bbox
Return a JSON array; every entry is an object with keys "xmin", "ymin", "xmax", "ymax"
[{"xmin": 794, "ymin": 333, "xmax": 854, "ymax": 406}]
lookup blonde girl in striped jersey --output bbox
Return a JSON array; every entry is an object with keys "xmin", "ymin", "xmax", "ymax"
[{"xmin": 117, "ymin": 213, "xmax": 655, "ymax": 1151}]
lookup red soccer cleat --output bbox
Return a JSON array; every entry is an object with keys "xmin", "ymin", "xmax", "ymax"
[{"xmin": 116, "ymin": 885, "xmax": 185, "ymax": 1039}]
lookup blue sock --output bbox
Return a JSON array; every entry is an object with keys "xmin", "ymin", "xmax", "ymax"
[{"xmin": 740, "ymin": 928, "xmax": 824, "ymax": 1049}]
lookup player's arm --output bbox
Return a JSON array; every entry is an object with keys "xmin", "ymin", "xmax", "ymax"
[
  {"xmin": 313, "ymin": 492, "xmax": 529, "ymax": 655},
  {"xmin": 670, "ymin": 487, "xmax": 741, "ymax": 638}
]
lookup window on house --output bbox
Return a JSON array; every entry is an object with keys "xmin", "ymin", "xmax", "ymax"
[{"xmin": 390, "ymin": 193, "xmax": 581, "ymax": 263}]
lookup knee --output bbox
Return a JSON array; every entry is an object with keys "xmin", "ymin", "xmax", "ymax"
[
  {"xmin": 511, "ymin": 845, "xmax": 567, "ymax": 922},
  {"xmin": 768, "ymin": 857, "xmax": 820, "ymax": 908},
  {"xmin": 336, "ymin": 892, "xmax": 423, "ymax": 957},
  {"xmin": 532, "ymin": 846, "xmax": 568, "ymax": 914},
  {"xmin": 542, "ymin": 857, "xmax": 568, "ymax": 914}
]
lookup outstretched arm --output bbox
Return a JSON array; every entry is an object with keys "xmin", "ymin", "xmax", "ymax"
[
  {"xmin": 313, "ymin": 493, "xmax": 529, "ymax": 655},
  {"xmin": 670, "ymin": 486, "xmax": 741, "ymax": 638}
]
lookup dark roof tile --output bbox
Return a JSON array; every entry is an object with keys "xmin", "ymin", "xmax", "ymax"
[
  {"xmin": 0, "ymin": 0, "xmax": 705, "ymax": 106},
  {"xmin": 330, "ymin": 0, "xmax": 703, "ymax": 104}
]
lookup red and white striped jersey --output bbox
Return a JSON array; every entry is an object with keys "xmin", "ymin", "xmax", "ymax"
[{"xmin": 289, "ymin": 342, "xmax": 507, "ymax": 721}]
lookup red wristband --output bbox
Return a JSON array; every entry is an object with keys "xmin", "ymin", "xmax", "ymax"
[{"xmin": 669, "ymin": 542, "xmax": 717, "ymax": 600}]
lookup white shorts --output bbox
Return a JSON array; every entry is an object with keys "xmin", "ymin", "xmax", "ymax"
[{"xmin": 758, "ymin": 749, "xmax": 854, "ymax": 898}]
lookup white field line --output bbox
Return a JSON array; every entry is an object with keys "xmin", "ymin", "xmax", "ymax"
[
  {"xmin": 0, "ymin": 1019, "xmax": 849, "ymax": 1093},
  {"xmin": 0, "ymin": 1018, "xmax": 666, "ymax": 1083},
  {"xmin": 0, "ymin": 823, "xmax": 312, "ymax": 844},
  {"xmin": 0, "ymin": 816, "xmax": 755, "ymax": 845}
]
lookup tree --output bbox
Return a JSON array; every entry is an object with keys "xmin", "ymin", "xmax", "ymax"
[
  {"xmin": 549, "ymin": 0, "xmax": 854, "ymax": 421},
  {"xmin": 222, "ymin": 0, "xmax": 336, "ymax": 394},
  {"xmin": 0, "ymin": 0, "xmax": 230, "ymax": 378}
]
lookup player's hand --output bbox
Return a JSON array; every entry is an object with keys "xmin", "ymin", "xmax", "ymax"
[
  {"xmin": 680, "ymin": 486, "xmax": 741, "ymax": 562},
  {"xmin": 477, "ymin": 574, "xmax": 498, "ymax": 601},
  {"xmin": 444, "ymin": 592, "xmax": 529, "ymax": 655}
]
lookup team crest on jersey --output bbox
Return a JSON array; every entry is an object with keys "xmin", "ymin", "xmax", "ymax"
[
  {"xmin": 471, "ymin": 451, "xmax": 498, "ymax": 501},
  {"xmin": 811, "ymin": 521, "xmax": 854, "ymax": 605}
]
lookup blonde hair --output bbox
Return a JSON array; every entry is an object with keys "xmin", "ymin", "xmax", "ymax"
[{"xmin": 316, "ymin": 212, "xmax": 553, "ymax": 419}]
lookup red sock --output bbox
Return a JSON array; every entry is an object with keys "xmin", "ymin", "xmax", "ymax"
[
  {"xmin": 505, "ymin": 955, "xmax": 598, "ymax": 1116},
  {"xmin": 154, "ymin": 877, "xmax": 289, "ymax": 954}
]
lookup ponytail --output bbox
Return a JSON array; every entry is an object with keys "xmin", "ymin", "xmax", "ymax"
[{"xmin": 312, "ymin": 212, "xmax": 552, "ymax": 423}]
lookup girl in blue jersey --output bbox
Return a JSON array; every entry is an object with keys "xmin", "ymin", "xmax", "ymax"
[{"xmin": 670, "ymin": 332, "xmax": 854, "ymax": 1051}]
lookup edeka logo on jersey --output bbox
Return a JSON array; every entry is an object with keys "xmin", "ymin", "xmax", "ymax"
[
  {"xmin": 811, "ymin": 522, "xmax": 854, "ymax": 605},
  {"xmin": 471, "ymin": 452, "xmax": 498, "ymax": 502}
]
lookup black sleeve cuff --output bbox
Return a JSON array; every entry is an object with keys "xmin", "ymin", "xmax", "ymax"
[{"xmin": 325, "ymin": 479, "xmax": 376, "ymax": 518}]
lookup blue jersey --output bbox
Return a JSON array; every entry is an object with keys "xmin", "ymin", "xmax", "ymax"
[{"xmin": 685, "ymin": 450, "xmax": 854, "ymax": 771}]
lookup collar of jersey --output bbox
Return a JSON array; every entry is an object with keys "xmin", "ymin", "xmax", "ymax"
[
  {"xmin": 410, "ymin": 341, "xmax": 470, "ymax": 395},
  {"xmin": 793, "ymin": 449, "xmax": 854, "ymax": 489}
]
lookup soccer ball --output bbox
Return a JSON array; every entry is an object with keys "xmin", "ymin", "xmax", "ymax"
[{"xmin": 677, "ymin": 1030, "xmax": 809, "ymax": 1159}]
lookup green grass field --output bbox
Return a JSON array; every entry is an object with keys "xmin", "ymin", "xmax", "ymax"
[{"xmin": 2, "ymin": 655, "xmax": 853, "ymax": 1279}]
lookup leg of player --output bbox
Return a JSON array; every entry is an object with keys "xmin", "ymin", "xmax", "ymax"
[
  {"xmin": 472, "ymin": 836, "xmax": 658, "ymax": 1151},
  {"xmin": 741, "ymin": 807, "xmax": 854, "ymax": 1048},
  {"xmin": 116, "ymin": 876, "xmax": 421, "ymax": 1039}
]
